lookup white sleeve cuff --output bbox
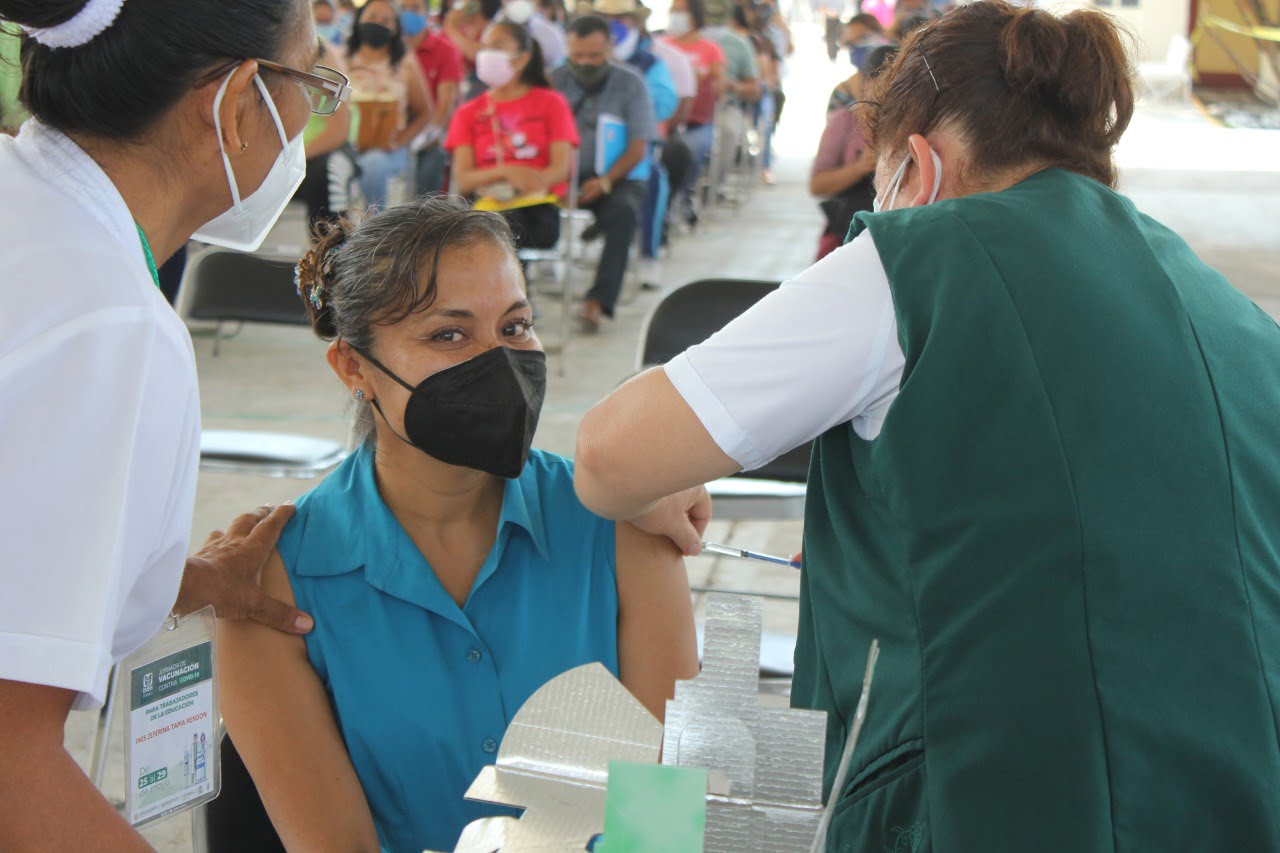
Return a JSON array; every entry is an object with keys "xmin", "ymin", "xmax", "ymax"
[
  {"xmin": 664, "ymin": 355, "xmax": 769, "ymax": 471},
  {"xmin": 0, "ymin": 631, "xmax": 113, "ymax": 710}
]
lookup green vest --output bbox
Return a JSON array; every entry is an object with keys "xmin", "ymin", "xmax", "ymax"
[{"xmin": 795, "ymin": 169, "xmax": 1280, "ymax": 852}]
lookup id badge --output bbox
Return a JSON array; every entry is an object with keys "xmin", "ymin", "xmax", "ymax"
[{"xmin": 121, "ymin": 606, "xmax": 221, "ymax": 828}]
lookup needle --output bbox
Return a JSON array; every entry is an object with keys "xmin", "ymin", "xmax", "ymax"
[{"xmin": 700, "ymin": 541, "xmax": 802, "ymax": 569}]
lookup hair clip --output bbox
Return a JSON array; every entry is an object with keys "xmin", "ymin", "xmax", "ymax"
[{"xmin": 310, "ymin": 280, "xmax": 325, "ymax": 311}]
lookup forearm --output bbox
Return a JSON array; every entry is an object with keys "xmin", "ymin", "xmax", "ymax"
[
  {"xmin": 605, "ymin": 142, "xmax": 647, "ymax": 185},
  {"xmin": 456, "ymin": 163, "xmax": 512, "ymax": 194},
  {"xmin": 0, "ymin": 747, "xmax": 152, "ymax": 851},
  {"xmin": 735, "ymin": 78, "xmax": 762, "ymax": 103},
  {"xmin": 810, "ymin": 160, "xmax": 869, "ymax": 197}
]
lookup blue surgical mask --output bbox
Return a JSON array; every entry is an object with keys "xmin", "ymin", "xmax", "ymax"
[
  {"xmin": 401, "ymin": 10, "xmax": 428, "ymax": 36},
  {"xmin": 317, "ymin": 22, "xmax": 345, "ymax": 44},
  {"xmin": 873, "ymin": 145, "xmax": 942, "ymax": 213},
  {"xmin": 610, "ymin": 20, "xmax": 640, "ymax": 61}
]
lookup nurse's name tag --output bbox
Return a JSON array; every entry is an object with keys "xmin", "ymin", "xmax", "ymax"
[{"xmin": 122, "ymin": 606, "xmax": 221, "ymax": 828}]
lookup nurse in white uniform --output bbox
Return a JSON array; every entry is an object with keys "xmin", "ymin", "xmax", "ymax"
[{"xmin": 0, "ymin": 0, "xmax": 350, "ymax": 846}]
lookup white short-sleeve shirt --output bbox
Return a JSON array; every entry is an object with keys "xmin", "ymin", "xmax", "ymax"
[
  {"xmin": 0, "ymin": 122, "xmax": 201, "ymax": 710},
  {"xmin": 652, "ymin": 38, "xmax": 697, "ymax": 100},
  {"xmin": 664, "ymin": 229, "xmax": 906, "ymax": 470}
]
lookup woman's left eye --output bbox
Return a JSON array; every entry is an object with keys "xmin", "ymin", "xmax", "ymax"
[{"xmin": 503, "ymin": 319, "xmax": 535, "ymax": 338}]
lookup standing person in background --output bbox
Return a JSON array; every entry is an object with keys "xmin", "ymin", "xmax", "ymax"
[
  {"xmin": 0, "ymin": 20, "xmax": 25, "ymax": 134},
  {"xmin": 663, "ymin": 0, "xmax": 724, "ymax": 227},
  {"xmin": 446, "ymin": 21, "xmax": 576, "ymax": 251},
  {"xmin": 346, "ymin": 0, "xmax": 433, "ymax": 207},
  {"xmin": 551, "ymin": 15, "xmax": 657, "ymax": 332},
  {"xmin": 403, "ymin": 0, "xmax": 464, "ymax": 193},
  {"xmin": 0, "ymin": 0, "xmax": 345, "ymax": 846}
]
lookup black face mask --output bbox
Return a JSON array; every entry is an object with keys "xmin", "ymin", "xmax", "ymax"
[
  {"xmin": 358, "ymin": 22, "xmax": 395, "ymax": 49},
  {"xmin": 358, "ymin": 346, "xmax": 547, "ymax": 479},
  {"xmin": 568, "ymin": 61, "xmax": 611, "ymax": 92}
]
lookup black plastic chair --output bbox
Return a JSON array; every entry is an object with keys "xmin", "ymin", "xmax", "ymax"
[
  {"xmin": 637, "ymin": 278, "xmax": 812, "ymax": 498},
  {"xmin": 177, "ymin": 247, "xmax": 349, "ymax": 479},
  {"xmin": 179, "ymin": 248, "xmax": 312, "ymax": 356}
]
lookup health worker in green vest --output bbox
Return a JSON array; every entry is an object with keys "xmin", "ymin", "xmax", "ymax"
[{"xmin": 573, "ymin": 2, "xmax": 1280, "ymax": 850}]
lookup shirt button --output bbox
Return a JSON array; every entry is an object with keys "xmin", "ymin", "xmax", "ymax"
[
  {"xmin": 482, "ymin": 738, "xmax": 498, "ymax": 754},
  {"xmin": 466, "ymin": 648, "xmax": 483, "ymax": 664}
]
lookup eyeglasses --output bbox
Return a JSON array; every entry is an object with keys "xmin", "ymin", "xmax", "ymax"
[{"xmin": 197, "ymin": 59, "xmax": 352, "ymax": 116}]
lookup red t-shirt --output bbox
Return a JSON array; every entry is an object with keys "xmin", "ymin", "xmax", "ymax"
[
  {"xmin": 414, "ymin": 31, "xmax": 463, "ymax": 103},
  {"xmin": 445, "ymin": 87, "xmax": 580, "ymax": 196},
  {"xmin": 663, "ymin": 36, "xmax": 725, "ymax": 126}
]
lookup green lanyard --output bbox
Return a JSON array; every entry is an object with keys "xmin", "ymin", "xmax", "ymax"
[{"xmin": 135, "ymin": 222, "xmax": 160, "ymax": 289}]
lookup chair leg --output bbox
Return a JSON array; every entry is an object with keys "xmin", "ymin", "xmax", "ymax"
[{"xmin": 559, "ymin": 222, "xmax": 575, "ymax": 377}]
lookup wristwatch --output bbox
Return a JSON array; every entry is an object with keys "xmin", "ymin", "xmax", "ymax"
[{"xmin": 599, "ymin": 176, "xmax": 613, "ymax": 194}]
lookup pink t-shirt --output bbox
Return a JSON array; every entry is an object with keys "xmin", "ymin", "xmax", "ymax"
[
  {"xmin": 812, "ymin": 107, "xmax": 867, "ymax": 176},
  {"xmin": 663, "ymin": 36, "xmax": 725, "ymax": 126}
]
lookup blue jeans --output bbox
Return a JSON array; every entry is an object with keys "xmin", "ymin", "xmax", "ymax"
[
  {"xmin": 678, "ymin": 123, "xmax": 715, "ymax": 213},
  {"xmin": 356, "ymin": 147, "xmax": 409, "ymax": 209}
]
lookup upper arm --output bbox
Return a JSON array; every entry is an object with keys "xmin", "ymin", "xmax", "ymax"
[
  {"xmin": 404, "ymin": 61, "xmax": 431, "ymax": 115},
  {"xmin": 218, "ymin": 553, "xmax": 379, "ymax": 852},
  {"xmin": 614, "ymin": 522, "xmax": 699, "ymax": 721}
]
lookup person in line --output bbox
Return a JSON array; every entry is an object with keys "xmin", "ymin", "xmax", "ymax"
[
  {"xmin": 550, "ymin": 15, "xmax": 658, "ymax": 331},
  {"xmin": 443, "ymin": 0, "xmax": 500, "ymax": 100},
  {"xmin": 346, "ymin": 0, "xmax": 433, "ymax": 207},
  {"xmin": 0, "ymin": 0, "xmax": 346, "ymax": 846},
  {"xmin": 219, "ymin": 197, "xmax": 699, "ymax": 853},
  {"xmin": 314, "ymin": 0, "xmax": 346, "ymax": 47},
  {"xmin": 446, "ymin": 21, "xmax": 576, "ymax": 252},
  {"xmin": 841, "ymin": 11, "xmax": 890, "ymax": 72},
  {"xmin": 573, "ymin": 3, "xmax": 1280, "ymax": 849},
  {"xmin": 700, "ymin": 0, "xmax": 759, "ymax": 197},
  {"xmin": 295, "ymin": 40, "xmax": 356, "ymax": 228},
  {"xmin": 594, "ymin": 0, "xmax": 684, "ymax": 287},
  {"xmin": 402, "ymin": 0, "xmax": 465, "ymax": 193},
  {"xmin": 663, "ymin": 0, "xmax": 725, "ymax": 226},
  {"xmin": 810, "ymin": 44, "xmax": 895, "ymax": 259},
  {"xmin": 733, "ymin": 2, "xmax": 778, "ymax": 184}
]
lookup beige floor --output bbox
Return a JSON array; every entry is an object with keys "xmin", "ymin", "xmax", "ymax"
[{"xmin": 58, "ymin": 23, "xmax": 1280, "ymax": 850}]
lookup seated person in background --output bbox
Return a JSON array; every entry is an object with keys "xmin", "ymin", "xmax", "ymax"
[
  {"xmin": 810, "ymin": 44, "xmax": 895, "ymax": 261},
  {"xmin": 0, "ymin": 22, "xmax": 26, "ymax": 136},
  {"xmin": 840, "ymin": 12, "xmax": 890, "ymax": 73},
  {"xmin": 663, "ymin": 0, "xmax": 726, "ymax": 225},
  {"xmin": 294, "ymin": 42, "xmax": 356, "ymax": 229},
  {"xmin": 314, "ymin": 0, "xmax": 347, "ymax": 49},
  {"xmin": 443, "ymin": 0, "xmax": 498, "ymax": 94},
  {"xmin": 219, "ymin": 197, "xmax": 699, "ymax": 853},
  {"xmin": 446, "ymin": 22, "xmax": 577, "ymax": 251},
  {"xmin": 498, "ymin": 0, "xmax": 569, "ymax": 70},
  {"xmin": 403, "ymin": 0, "xmax": 465, "ymax": 193},
  {"xmin": 347, "ymin": 0, "xmax": 434, "ymax": 207},
  {"xmin": 596, "ymin": 0, "xmax": 684, "ymax": 286},
  {"xmin": 551, "ymin": 15, "xmax": 658, "ymax": 331}
]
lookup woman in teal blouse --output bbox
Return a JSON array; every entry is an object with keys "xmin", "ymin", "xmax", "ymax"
[{"xmin": 218, "ymin": 197, "xmax": 699, "ymax": 853}]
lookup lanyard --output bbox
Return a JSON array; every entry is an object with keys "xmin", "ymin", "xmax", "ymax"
[{"xmin": 136, "ymin": 223, "xmax": 160, "ymax": 289}]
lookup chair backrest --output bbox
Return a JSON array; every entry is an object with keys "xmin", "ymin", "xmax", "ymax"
[
  {"xmin": 181, "ymin": 248, "xmax": 311, "ymax": 326},
  {"xmin": 639, "ymin": 279, "xmax": 811, "ymax": 484}
]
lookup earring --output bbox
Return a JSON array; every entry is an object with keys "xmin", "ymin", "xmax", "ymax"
[
  {"xmin": 239, "ymin": 141, "xmax": 248, "ymax": 153},
  {"xmin": 354, "ymin": 389, "xmax": 365, "ymax": 401}
]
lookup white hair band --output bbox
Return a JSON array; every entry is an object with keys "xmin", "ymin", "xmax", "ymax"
[{"xmin": 25, "ymin": 0, "xmax": 126, "ymax": 50}]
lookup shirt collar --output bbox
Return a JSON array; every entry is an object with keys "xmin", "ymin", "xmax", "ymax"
[
  {"xmin": 293, "ymin": 443, "xmax": 551, "ymax": 577},
  {"xmin": 15, "ymin": 120, "xmax": 138, "ymax": 256}
]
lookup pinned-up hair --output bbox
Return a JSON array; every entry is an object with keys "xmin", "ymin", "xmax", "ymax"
[
  {"xmin": 295, "ymin": 196, "xmax": 518, "ymax": 443},
  {"xmin": 860, "ymin": 0, "xmax": 1135, "ymax": 188}
]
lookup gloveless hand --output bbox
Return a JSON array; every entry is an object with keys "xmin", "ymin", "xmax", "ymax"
[
  {"xmin": 174, "ymin": 504, "xmax": 314, "ymax": 634},
  {"xmin": 628, "ymin": 486, "xmax": 713, "ymax": 556}
]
